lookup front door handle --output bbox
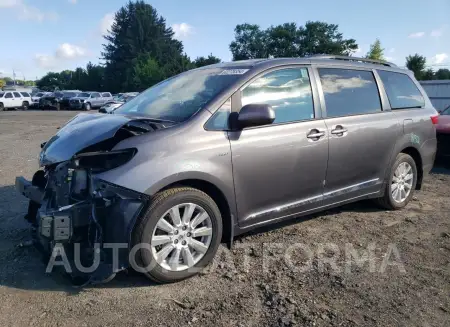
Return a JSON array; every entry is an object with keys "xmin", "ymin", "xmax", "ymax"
[
  {"xmin": 330, "ymin": 125, "xmax": 348, "ymax": 136},
  {"xmin": 307, "ymin": 129, "xmax": 326, "ymax": 140}
]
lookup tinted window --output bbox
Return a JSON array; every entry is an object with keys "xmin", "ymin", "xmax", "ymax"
[
  {"xmin": 91, "ymin": 93, "xmax": 100, "ymax": 98},
  {"xmin": 13, "ymin": 92, "xmax": 22, "ymax": 98},
  {"xmin": 442, "ymin": 106, "xmax": 450, "ymax": 116},
  {"xmin": 318, "ymin": 68, "xmax": 381, "ymax": 117},
  {"xmin": 241, "ymin": 68, "xmax": 314, "ymax": 124},
  {"xmin": 102, "ymin": 92, "xmax": 112, "ymax": 97},
  {"xmin": 20, "ymin": 92, "xmax": 30, "ymax": 97},
  {"xmin": 78, "ymin": 92, "xmax": 90, "ymax": 97},
  {"xmin": 377, "ymin": 70, "xmax": 424, "ymax": 109},
  {"xmin": 5, "ymin": 92, "xmax": 13, "ymax": 98},
  {"xmin": 0, "ymin": 92, "xmax": 4, "ymax": 98}
]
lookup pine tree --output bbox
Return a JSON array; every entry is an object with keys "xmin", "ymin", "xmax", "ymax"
[{"xmin": 366, "ymin": 39, "xmax": 385, "ymax": 61}]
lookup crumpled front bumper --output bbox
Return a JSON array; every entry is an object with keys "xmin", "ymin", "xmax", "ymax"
[{"xmin": 15, "ymin": 172, "xmax": 148, "ymax": 284}]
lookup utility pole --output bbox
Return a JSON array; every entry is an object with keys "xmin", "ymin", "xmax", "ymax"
[{"xmin": 13, "ymin": 69, "xmax": 16, "ymax": 85}]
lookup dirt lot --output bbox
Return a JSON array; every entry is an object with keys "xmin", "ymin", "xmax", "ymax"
[{"xmin": 0, "ymin": 111, "xmax": 449, "ymax": 327}]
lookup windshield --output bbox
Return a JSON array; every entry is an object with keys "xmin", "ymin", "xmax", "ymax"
[
  {"xmin": 114, "ymin": 67, "xmax": 246, "ymax": 122},
  {"xmin": 78, "ymin": 92, "xmax": 90, "ymax": 97},
  {"xmin": 53, "ymin": 92, "xmax": 64, "ymax": 97},
  {"xmin": 35, "ymin": 92, "xmax": 45, "ymax": 97}
]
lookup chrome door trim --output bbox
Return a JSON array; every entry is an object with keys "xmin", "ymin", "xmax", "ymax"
[{"xmin": 244, "ymin": 178, "xmax": 379, "ymax": 221}]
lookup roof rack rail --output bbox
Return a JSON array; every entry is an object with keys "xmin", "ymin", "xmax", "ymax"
[{"xmin": 307, "ymin": 55, "xmax": 397, "ymax": 67}]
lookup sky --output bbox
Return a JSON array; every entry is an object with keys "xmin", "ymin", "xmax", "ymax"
[{"xmin": 0, "ymin": 0, "xmax": 449, "ymax": 80}]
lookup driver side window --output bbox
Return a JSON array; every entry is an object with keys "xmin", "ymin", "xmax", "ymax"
[{"xmin": 241, "ymin": 67, "xmax": 315, "ymax": 124}]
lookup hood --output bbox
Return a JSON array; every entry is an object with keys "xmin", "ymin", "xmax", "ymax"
[{"xmin": 39, "ymin": 113, "xmax": 174, "ymax": 166}]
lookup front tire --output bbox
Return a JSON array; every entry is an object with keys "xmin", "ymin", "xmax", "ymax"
[
  {"xmin": 132, "ymin": 187, "xmax": 222, "ymax": 283},
  {"xmin": 376, "ymin": 153, "xmax": 417, "ymax": 210},
  {"xmin": 83, "ymin": 103, "xmax": 91, "ymax": 111}
]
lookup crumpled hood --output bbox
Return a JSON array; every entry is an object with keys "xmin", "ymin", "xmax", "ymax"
[{"xmin": 39, "ymin": 113, "xmax": 138, "ymax": 166}]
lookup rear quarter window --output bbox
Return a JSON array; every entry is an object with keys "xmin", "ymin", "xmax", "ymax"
[
  {"xmin": 20, "ymin": 92, "xmax": 30, "ymax": 97},
  {"xmin": 377, "ymin": 70, "xmax": 425, "ymax": 109}
]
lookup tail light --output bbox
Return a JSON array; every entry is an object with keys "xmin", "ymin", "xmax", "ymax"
[{"xmin": 431, "ymin": 115, "xmax": 439, "ymax": 125}]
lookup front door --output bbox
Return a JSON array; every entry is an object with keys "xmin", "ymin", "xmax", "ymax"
[
  {"xmin": 3, "ymin": 92, "xmax": 15, "ymax": 108},
  {"xmin": 315, "ymin": 67, "xmax": 400, "ymax": 204},
  {"xmin": 229, "ymin": 66, "xmax": 328, "ymax": 227}
]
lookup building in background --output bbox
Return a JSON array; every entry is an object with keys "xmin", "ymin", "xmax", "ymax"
[{"xmin": 420, "ymin": 80, "xmax": 450, "ymax": 111}]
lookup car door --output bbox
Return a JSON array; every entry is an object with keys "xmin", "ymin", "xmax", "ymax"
[
  {"xmin": 228, "ymin": 66, "xmax": 329, "ymax": 227},
  {"xmin": 314, "ymin": 66, "xmax": 400, "ymax": 205},
  {"xmin": 13, "ymin": 92, "xmax": 23, "ymax": 106},
  {"xmin": 92, "ymin": 93, "xmax": 101, "ymax": 107},
  {"xmin": 3, "ymin": 92, "xmax": 15, "ymax": 108}
]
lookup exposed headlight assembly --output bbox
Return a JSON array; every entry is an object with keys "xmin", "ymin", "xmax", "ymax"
[{"xmin": 72, "ymin": 148, "xmax": 137, "ymax": 172}]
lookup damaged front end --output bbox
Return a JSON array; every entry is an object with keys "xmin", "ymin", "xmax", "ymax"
[{"xmin": 15, "ymin": 113, "xmax": 174, "ymax": 285}]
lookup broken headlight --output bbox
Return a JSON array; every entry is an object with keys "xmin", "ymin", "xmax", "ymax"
[{"xmin": 73, "ymin": 148, "xmax": 137, "ymax": 172}]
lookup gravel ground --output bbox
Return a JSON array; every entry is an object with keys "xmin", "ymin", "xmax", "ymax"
[{"xmin": 0, "ymin": 111, "xmax": 449, "ymax": 327}]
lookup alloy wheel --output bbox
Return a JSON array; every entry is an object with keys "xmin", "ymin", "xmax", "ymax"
[
  {"xmin": 151, "ymin": 203, "xmax": 213, "ymax": 272},
  {"xmin": 391, "ymin": 162, "xmax": 414, "ymax": 203}
]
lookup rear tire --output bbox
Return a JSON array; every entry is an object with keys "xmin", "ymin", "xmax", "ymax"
[
  {"xmin": 55, "ymin": 103, "xmax": 60, "ymax": 111},
  {"xmin": 0, "ymin": 103, "xmax": 4, "ymax": 111},
  {"xmin": 132, "ymin": 187, "xmax": 222, "ymax": 283},
  {"xmin": 22, "ymin": 101, "xmax": 29, "ymax": 111},
  {"xmin": 375, "ymin": 153, "xmax": 417, "ymax": 210}
]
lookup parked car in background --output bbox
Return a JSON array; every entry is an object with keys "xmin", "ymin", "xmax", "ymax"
[
  {"xmin": 99, "ymin": 92, "xmax": 138, "ymax": 113},
  {"xmin": 69, "ymin": 92, "xmax": 113, "ymax": 110},
  {"xmin": 19, "ymin": 92, "xmax": 32, "ymax": 109},
  {"xmin": 40, "ymin": 90, "xmax": 81, "ymax": 110},
  {"xmin": 30, "ymin": 92, "xmax": 50, "ymax": 108},
  {"xmin": 16, "ymin": 56, "xmax": 438, "ymax": 284},
  {"xmin": 0, "ymin": 91, "xmax": 30, "ymax": 110},
  {"xmin": 436, "ymin": 105, "xmax": 450, "ymax": 158}
]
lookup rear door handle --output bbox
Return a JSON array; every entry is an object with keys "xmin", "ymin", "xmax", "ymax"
[{"xmin": 330, "ymin": 125, "xmax": 348, "ymax": 136}]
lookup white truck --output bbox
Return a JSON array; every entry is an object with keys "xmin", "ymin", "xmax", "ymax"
[{"xmin": 0, "ymin": 91, "xmax": 31, "ymax": 111}]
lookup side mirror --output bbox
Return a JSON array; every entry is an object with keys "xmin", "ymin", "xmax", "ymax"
[
  {"xmin": 438, "ymin": 110, "xmax": 442, "ymax": 114},
  {"xmin": 237, "ymin": 104, "xmax": 275, "ymax": 129}
]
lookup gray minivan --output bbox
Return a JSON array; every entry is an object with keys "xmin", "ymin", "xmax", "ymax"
[{"xmin": 16, "ymin": 56, "xmax": 438, "ymax": 284}]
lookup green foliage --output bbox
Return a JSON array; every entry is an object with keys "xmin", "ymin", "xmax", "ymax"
[
  {"xmin": 423, "ymin": 68, "xmax": 435, "ymax": 80},
  {"xmin": 102, "ymin": 0, "xmax": 186, "ymax": 92},
  {"xmin": 366, "ymin": 39, "xmax": 384, "ymax": 61},
  {"xmin": 435, "ymin": 68, "xmax": 450, "ymax": 80},
  {"xmin": 36, "ymin": 62, "xmax": 105, "ymax": 91},
  {"xmin": 193, "ymin": 54, "xmax": 221, "ymax": 68},
  {"xmin": 0, "ymin": 79, "xmax": 5, "ymax": 88},
  {"xmin": 406, "ymin": 54, "xmax": 427, "ymax": 80},
  {"xmin": 129, "ymin": 54, "xmax": 165, "ymax": 91},
  {"xmin": 229, "ymin": 21, "xmax": 358, "ymax": 60}
]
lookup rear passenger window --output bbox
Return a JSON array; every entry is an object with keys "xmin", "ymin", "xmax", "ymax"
[
  {"xmin": 241, "ymin": 67, "xmax": 314, "ymax": 124},
  {"xmin": 377, "ymin": 70, "xmax": 424, "ymax": 109},
  {"xmin": 102, "ymin": 92, "xmax": 111, "ymax": 97},
  {"xmin": 13, "ymin": 92, "xmax": 22, "ymax": 98},
  {"xmin": 20, "ymin": 92, "xmax": 30, "ymax": 97},
  {"xmin": 318, "ymin": 68, "xmax": 381, "ymax": 117}
]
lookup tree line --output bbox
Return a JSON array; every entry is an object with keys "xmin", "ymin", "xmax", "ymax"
[{"xmin": 36, "ymin": 0, "xmax": 449, "ymax": 93}]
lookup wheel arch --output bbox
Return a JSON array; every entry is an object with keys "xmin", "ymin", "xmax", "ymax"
[
  {"xmin": 156, "ymin": 179, "xmax": 234, "ymax": 245},
  {"xmin": 400, "ymin": 146, "xmax": 423, "ymax": 190}
]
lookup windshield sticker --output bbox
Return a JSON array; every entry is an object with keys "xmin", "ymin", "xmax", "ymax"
[{"xmin": 219, "ymin": 69, "xmax": 249, "ymax": 75}]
